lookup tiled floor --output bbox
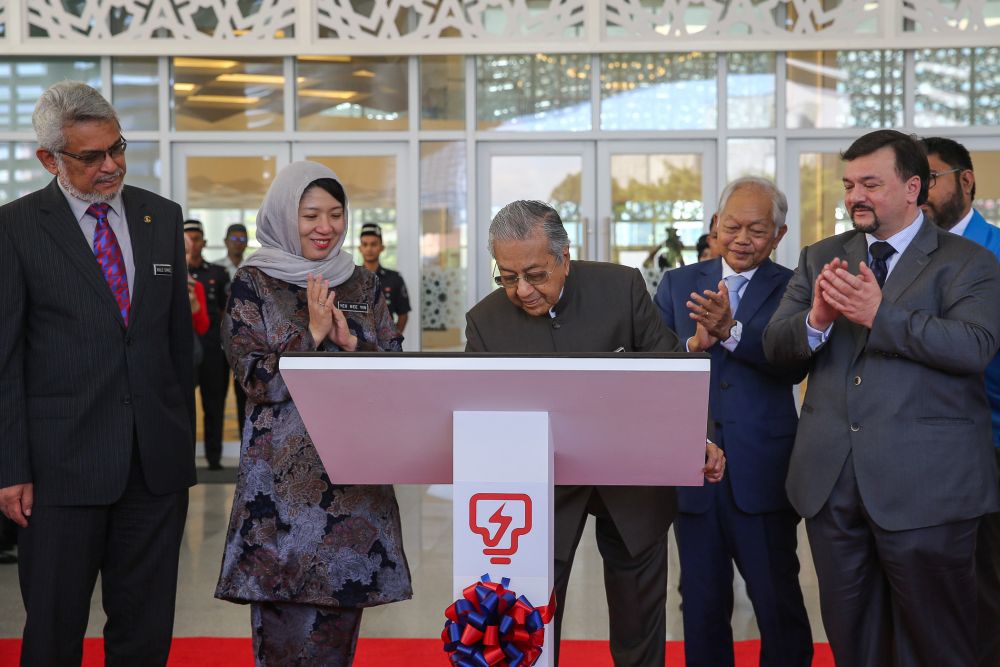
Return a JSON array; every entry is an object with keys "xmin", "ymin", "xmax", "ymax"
[{"xmin": 0, "ymin": 462, "xmax": 828, "ymax": 644}]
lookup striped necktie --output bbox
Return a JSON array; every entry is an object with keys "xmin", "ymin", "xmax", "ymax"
[{"xmin": 88, "ymin": 202, "xmax": 130, "ymax": 324}]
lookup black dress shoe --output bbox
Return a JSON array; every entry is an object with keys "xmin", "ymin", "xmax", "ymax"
[{"xmin": 207, "ymin": 462, "xmax": 224, "ymax": 471}]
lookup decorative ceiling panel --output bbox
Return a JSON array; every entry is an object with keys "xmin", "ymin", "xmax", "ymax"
[
  {"xmin": 315, "ymin": 0, "xmax": 587, "ymax": 40},
  {"xmin": 25, "ymin": 0, "xmax": 295, "ymax": 40},
  {"xmin": 605, "ymin": 0, "xmax": 879, "ymax": 39}
]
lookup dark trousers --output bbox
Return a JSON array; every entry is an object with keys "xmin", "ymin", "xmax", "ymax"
[
  {"xmin": 675, "ymin": 475, "xmax": 812, "ymax": 667},
  {"xmin": 196, "ymin": 345, "xmax": 229, "ymax": 465},
  {"xmin": 18, "ymin": 448, "xmax": 188, "ymax": 666},
  {"xmin": 977, "ymin": 449, "xmax": 1000, "ymax": 667},
  {"xmin": 552, "ymin": 488, "xmax": 668, "ymax": 667},
  {"xmin": 807, "ymin": 453, "xmax": 979, "ymax": 667}
]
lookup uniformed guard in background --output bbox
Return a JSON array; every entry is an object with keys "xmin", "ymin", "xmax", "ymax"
[{"xmin": 359, "ymin": 222, "xmax": 411, "ymax": 335}]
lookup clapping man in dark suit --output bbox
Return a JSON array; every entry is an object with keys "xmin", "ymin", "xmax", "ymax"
[
  {"xmin": 0, "ymin": 81, "xmax": 196, "ymax": 665},
  {"xmin": 465, "ymin": 200, "xmax": 725, "ymax": 666},
  {"xmin": 763, "ymin": 130, "xmax": 1000, "ymax": 667},
  {"xmin": 654, "ymin": 177, "xmax": 812, "ymax": 667}
]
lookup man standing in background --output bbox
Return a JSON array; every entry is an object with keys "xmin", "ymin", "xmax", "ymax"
[
  {"xmin": 0, "ymin": 80, "xmax": 195, "ymax": 665},
  {"xmin": 920, "ymin": 135, "xmax": 1000, "ymax": 667},
  {"xmin": 184, "ymin": 219, "xmax": 231, "ymax": 470},
  {"xmin": 219, "ymin": 222, "xmax": 248, "ymax": 280},
  {"xmin": 219, "ymin": 222, "xmax": 248, "ymax": 437},
  {"xmin": 359, "ymin": 222, "xmax": 411, "ymax": 335}
]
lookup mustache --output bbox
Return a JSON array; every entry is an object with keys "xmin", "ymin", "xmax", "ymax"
[
  {"xmin": 95, "ymin": 170, "xmax": 124, "ymax": 183},
  {"xmin": 850, "ymin": 204, "xmax": 874, "ymax": 214}
]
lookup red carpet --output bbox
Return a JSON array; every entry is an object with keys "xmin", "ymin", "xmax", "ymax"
[{"xmin": 0, "ymin": 637, "xmax": 834, "ymax": 665}]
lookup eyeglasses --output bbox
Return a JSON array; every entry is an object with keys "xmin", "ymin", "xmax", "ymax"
[
  {"xmin": 58, "ymin": 136, "xmax": 127, "ymax": 167},
  {"xmin": 493, "ymin": 268, "xmax": 554, "ymax": 288},
  {"xmin": 928, "ymin": 167, "xmax": 960, "ymax": 189}
]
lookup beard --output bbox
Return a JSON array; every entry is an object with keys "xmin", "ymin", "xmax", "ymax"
[
  {"xmin": 924, "ymin": 189, "xmax": 966, "ymax": 231},
  {"xmin": 850, "ymin": 205, "xmax": 881, "ymax": 235},
  {"xmin": 56, "ymin": 160, "xmax": 124, "ymax": 203}
]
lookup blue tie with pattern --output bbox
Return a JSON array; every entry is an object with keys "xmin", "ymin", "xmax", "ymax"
[{"xmin": 725, "ymin": 274, "xmax": 749, "ymax": 316}]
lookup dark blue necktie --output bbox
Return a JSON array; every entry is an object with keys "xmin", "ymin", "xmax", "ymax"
[{"xmin": 869, "ymin": 241, "xmax": 896, "ymax": 289}]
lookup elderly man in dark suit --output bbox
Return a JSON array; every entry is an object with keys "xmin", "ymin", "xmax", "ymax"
[
  {"xmin": 0, "ymin": 81, "xmax": 196, "ymax": 665},
  {"xmin": 465, "ymin": 199, "xmax": 725, "ymax": 666},
  {"xmin": 764, "ymin": 129, "xmax": 1000, "ymax": 667},
  {"xmin": 654, "ymin": 177, "xmax": 812, "ymax": 667}
]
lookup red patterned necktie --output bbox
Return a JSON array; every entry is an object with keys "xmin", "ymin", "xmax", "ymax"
[{"xmin": 88, "ymin": 202, "xmax": 131, "ymax": 325}]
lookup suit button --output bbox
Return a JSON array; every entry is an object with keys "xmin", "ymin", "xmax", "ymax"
[
  {"xmin": 720, "ymin": 381, "xmax": 730, "ymax": 390},
  {"xmin": 552, "ymin": 322, "xmax": 561, "ymax": 330},
  {"xmin": 853, "ymin": 376, "xmax": 862, "ymax": 386},
  {"xmin": 850, "ymin": 423, "xmax": 860, "ymax": 432},
  {"xmin": 122, "ymin": 396, "xmax": 132, "ymax": 406},
  {"xmin": 125, "ymin": 336, "xmax": 133, "ymax": 346}
]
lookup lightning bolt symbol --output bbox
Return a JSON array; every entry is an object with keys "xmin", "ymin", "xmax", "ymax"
[{"xmin": 487, "ymin": 503, "xmax": 513, "ymax": 544}]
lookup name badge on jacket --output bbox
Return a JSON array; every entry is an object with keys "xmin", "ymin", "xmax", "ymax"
[
  {"xmin": 153, "ymin": 264, "xmax": 173, "ymax": 276},
  {"xmin": 337, "ymin": 301, "xmax": 369, "ymax": 313}
]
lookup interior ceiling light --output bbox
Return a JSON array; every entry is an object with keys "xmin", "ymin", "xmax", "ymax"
[
  {"xmin": 173, "ymin": 83, "xmax": 196, "ymax": 93},
  {"xmin": 217, "ymin": 73, "xmax": 286, "ymax": 85},
  {"xmin": 186, "ymin": 94, "xmax": 261, "ymax": 105},
  {"xmin": 298, "ymin": 55, "xmax": 353, "ymax": 63},
  {"xmin": 299, "ymin": 89, "xmax": 357, "ymax": 100},
  {"xmin": 174, "ymin": 57, "xmax": 240, "ymax": 70},
  {"xmin": 353, "ymin": 69, "xmax": 376, "ymax": 78}
]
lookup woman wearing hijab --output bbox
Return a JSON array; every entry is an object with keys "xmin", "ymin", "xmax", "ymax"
[{"xmin": 215, "ymin": 161, "xmax": 412, "ymax": 666}]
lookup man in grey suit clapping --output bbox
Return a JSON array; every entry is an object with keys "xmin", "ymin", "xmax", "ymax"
[{"xmin": 763, "ymin": 130, "xmax": 1000, "ymax": 667}]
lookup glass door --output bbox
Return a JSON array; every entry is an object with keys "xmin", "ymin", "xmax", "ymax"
[
  {"xmin": 291, "ymin": 143, "xmax": 415, "ymax": 349},
  {"xmin": 475, "ymin": 142, "xmax": 596, "ymax": 302},
  {"xmin": 598, "ymin": 141, "xmax": 716, "ymax": 294},
  {"xmin": 171, "ymin": 143, "xmax": 290, "ymax": 263}
]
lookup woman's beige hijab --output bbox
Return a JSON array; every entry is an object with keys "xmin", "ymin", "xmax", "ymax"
[{"xmin": 241, "ymin": 161, "xmax": 356, "ymax": 287}]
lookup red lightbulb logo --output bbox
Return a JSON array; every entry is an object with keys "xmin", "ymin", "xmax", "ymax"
[{"xmin": 469, "ymin": 493, "xmax": 532, "ymax": 565}]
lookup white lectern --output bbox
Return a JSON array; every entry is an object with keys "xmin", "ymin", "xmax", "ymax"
[{"xmin": 280, "ymin": 352, "xmax": 710, "ymax": 666}]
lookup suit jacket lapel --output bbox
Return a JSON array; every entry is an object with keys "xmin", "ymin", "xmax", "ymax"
[
  {"xmin": 37, "ymin": 179, "xmax": 125, "ymax": 328},
  {"xmin": 123, "ymin": 186, "xmax": 152, "ymax": 326},
  {"xmin": 881, "ymin": 218, "xmax": 935, "ymax": 304},
  {"xmin": 695, "ymin": 258, "xmax": 721, "ymax": 297},
  {"xmin": 735, "ymin": 258, "xmax": 780, "ymax": 323}
]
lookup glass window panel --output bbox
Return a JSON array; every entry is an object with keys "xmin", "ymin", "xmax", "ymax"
[
  {"xmin": 971, "ymin": 150, "xmax": 1000, "ymax": 227},
  {"xmin": 787, "ymin": 51, "xmax": 903, "ymax": 129},
  {"xmin": 609, "ymin": 153, "xmax": 705, "ymax": 274},
  {"xmin": 601, "ymin": 53, "xmax": 717, "ymax": 131},
  {"xmin": 172, "ymin": 57, "xmax": 284, "ymax": 132},
  {"xmin": 420, "ymin": 56, "xmax": 465, "ymax": 131},
  {"xmin": 727, "ymin": 139, "xmax": 776, "ymax": 182},
  {"xmin": 0, "ymin": 142, "xmax": 50, "ymax": 202},
  {"xmin": 0, "ymin": 58, "xmax": 100, "ymax": 132},
  {"xmin": 113, "ymin": 58, "xmax": 159, "ymax": 132},
  {"xmin": 301, "ymin": 155, "xmax": 399, "ymax": 263},
  {"xmin": 799, "ymin": 151, "xmax": 850, "ymax": 248},
  {"xmin": 184, "ymin": 155, "xmax": 277, "ymax": 261},
  {"xmin": 297, "ymin": 56, "xmax": 408, "ymax": 131},
  {"xmin": 476, "ymin": 54, "xmax": 591, "ymax": 132},
  {"xmin": 124, "ymin": 141, "xmax": 161, "ymax": 195},
  {"xmin": 420, "ymin": 141, "xmax": 467, "ymax": 350},
  {"xmin": 727, "ymin": 52, "xmax": 775, "ymax": 129},
  {"xmin": 915, "ymin": 47, "xmax": 1000, "ymax": 127}
]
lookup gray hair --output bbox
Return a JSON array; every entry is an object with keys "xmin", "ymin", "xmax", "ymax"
[
  {"xmin": 717, "ymin": 176, "xmax": 788, "ymax": 236},
  {"xmin": 32, "ymin": 81, "xmax": 120, "ymax": 153},
  {"xmin": 488, "ymin": 200, "xmax": 571, "ymax": 264}
]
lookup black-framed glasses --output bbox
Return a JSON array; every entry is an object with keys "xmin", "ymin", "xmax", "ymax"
[
  {"xmin": 58, "ymin": 136, "xmax": 127, "ymax": 167},
  {"xmin": 928, "ymin": 167, "xmax": 960, "ymax": 189},
  {"xmin": 493, "ymin": 268, "xmax": 554, "ymax": 288}
]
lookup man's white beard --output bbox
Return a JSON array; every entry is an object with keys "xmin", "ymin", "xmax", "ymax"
[{"xmin": 56, "ymin": 161, "xmax": 124, "ymax": 203}]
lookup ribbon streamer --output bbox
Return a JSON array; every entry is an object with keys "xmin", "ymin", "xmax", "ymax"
[{"xmin": 441, "ymin": 574, "xmax": 556, "ymax": 667}]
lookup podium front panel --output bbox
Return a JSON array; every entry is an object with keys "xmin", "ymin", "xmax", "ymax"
[{"xmin": 281, "ymin": 354, "xmax": 709, "ymax": 487}]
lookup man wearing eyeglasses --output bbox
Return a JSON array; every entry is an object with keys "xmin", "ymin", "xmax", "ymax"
[
  {"xmin": 920, "ymin": 136, "xmax": 1000, "ymax": 667},
  {"xmin": 465, "ymin": 199, "xmax": 725, "ymax": 667},
  {"xmin": 0, "ymin": 81, "xmax": 195, "ymax": 665}
]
